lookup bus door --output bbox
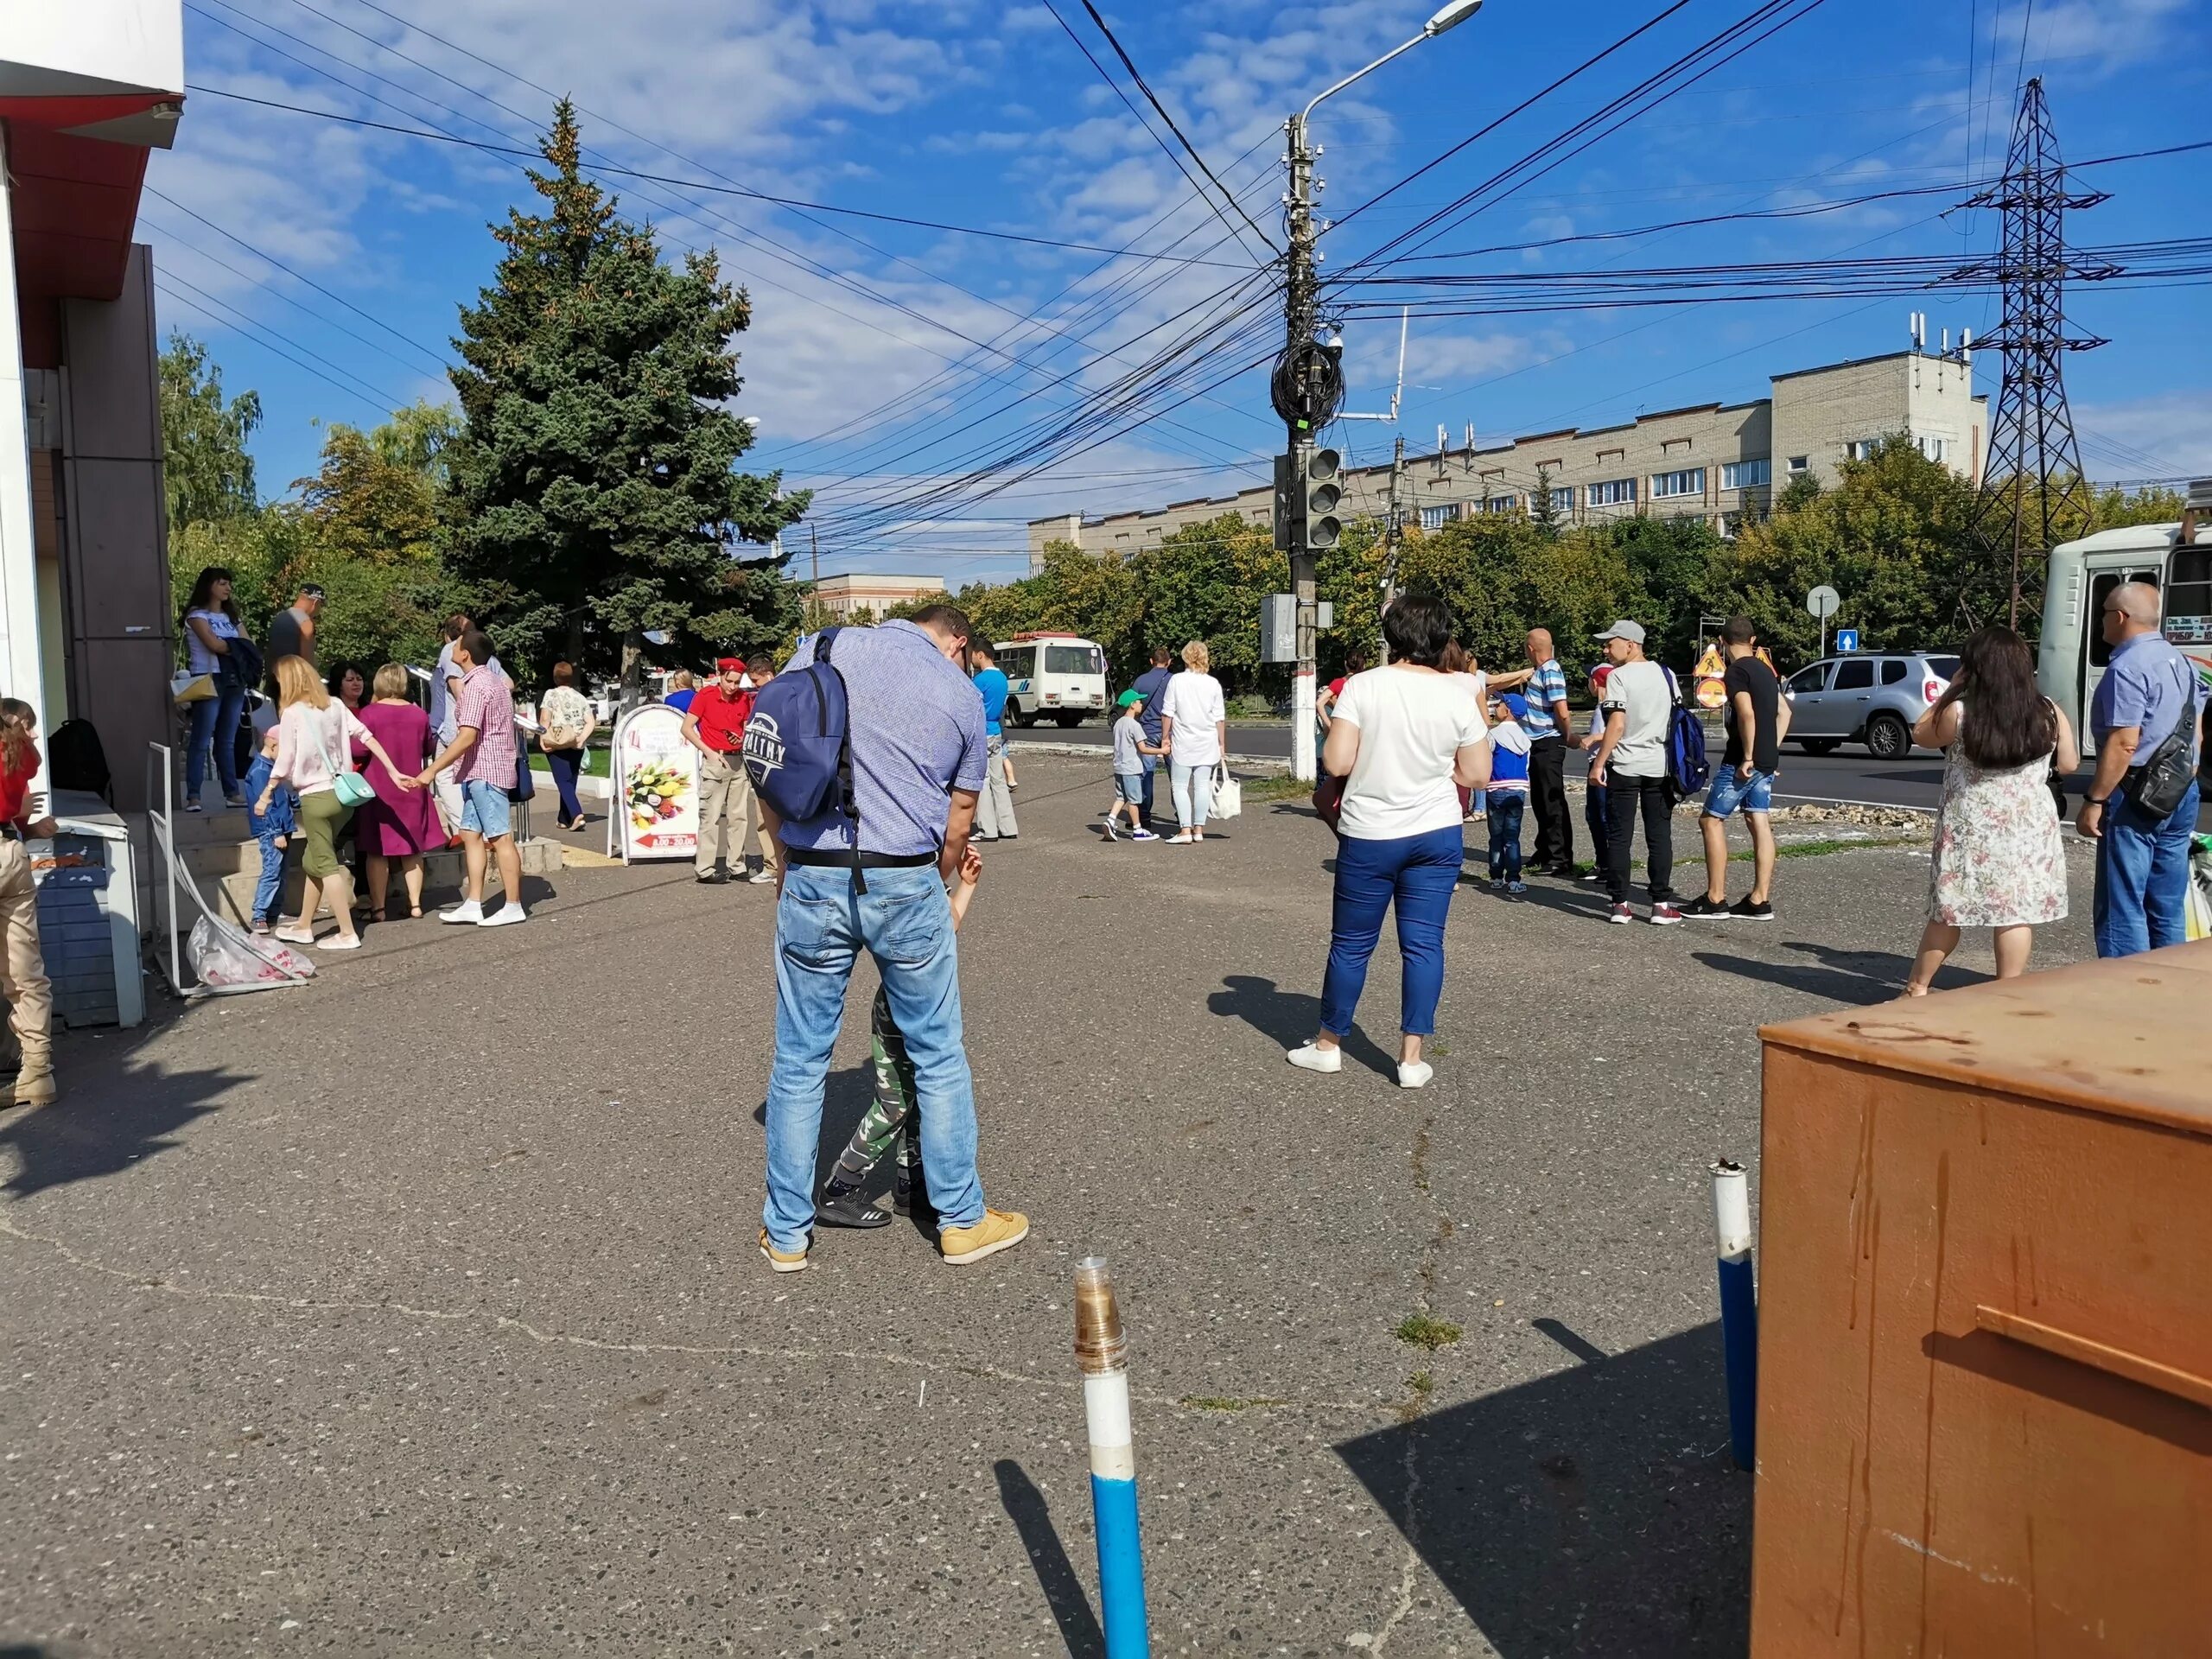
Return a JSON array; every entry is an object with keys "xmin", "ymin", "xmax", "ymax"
[{"xmin": 2081, "ymin": 563, "xmax": 2163, "ymax": 753}]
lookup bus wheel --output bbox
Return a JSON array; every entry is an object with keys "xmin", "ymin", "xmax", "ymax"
[{"xmin": 1865, "ymin": 714, "xmax": 1910, "ymax": 760}]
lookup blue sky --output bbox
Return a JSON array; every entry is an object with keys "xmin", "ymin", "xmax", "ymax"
[{"xmin": 147, "ymin": 0, "xmax": 2212, "ymax": 587}]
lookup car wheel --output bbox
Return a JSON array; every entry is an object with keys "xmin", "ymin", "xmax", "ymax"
[
  {"xmin": 1798, "ymin": 738, "xmax": 1840, "ymax": 755},
  {"xmin": 1865, "ymin": 714, "xmax": 1910, "ymax": 760}
]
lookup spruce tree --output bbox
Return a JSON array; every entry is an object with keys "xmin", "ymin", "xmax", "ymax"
[{"xmin": 442, "ymin": 102, "xmax": 807, "ymax": 680}]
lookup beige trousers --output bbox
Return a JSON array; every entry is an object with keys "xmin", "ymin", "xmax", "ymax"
[
  {"xmin": 0, "ymin": 840, "xmax": 54, "ymax": 1067},
  {"xmin": 695, "ymin": 752, "xmax": 779, "ymax": 877}
]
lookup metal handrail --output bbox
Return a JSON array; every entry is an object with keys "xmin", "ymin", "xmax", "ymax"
[{"xmin": 143, "ymin": 741, "xmax": 313, "ymax": 997}]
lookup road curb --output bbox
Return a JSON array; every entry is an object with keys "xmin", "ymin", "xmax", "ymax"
[{"xmin": 1007, "ymin": 741, "xmax": 1287, "ymax": 768}]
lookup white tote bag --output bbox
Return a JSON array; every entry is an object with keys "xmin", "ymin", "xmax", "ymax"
[{"xmin": 1210, "ymin": 765, "xmax": 1243, "ymax": 820}]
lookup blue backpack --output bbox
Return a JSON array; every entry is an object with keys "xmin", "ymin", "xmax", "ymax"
[
  {"xmin": 1664, "ymin": 669, "xmax": 1711, "ymax": 801},
  {"xmin": 742, "ymin": 628, "xmax": 856, "ymax": 831}
]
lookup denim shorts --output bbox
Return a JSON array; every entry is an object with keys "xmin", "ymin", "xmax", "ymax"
[
  {"xmin": 1115, "ymin": 772, "xmax": 1145, "ymax": 804},
  {"xmin": 1704, "ymin": 766, "xmax": 1774, "ymax": 818},
  {"xmin": 459, "ymin": 777, "xmax": 513, "ymax": 839}
]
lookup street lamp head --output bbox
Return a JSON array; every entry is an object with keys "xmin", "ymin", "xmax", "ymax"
[{"xmin": 1424, "ymin": 0, "xmax": 1483, "ymax": 35}]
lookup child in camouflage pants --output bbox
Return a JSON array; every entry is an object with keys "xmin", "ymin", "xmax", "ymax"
[{"xmin": 817, "ymin": 843, "xmax": 983, "ymax": 1229}]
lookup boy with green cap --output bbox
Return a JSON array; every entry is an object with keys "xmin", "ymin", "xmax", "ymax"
[{"xmin": 1102, "ymin": 687, "xmax": 1164, "ymax": 842}]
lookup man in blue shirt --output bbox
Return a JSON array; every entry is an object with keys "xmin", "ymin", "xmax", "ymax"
[
  {"xmin": 2081, "ymin": 581, "xmax": 2202, "ymax": 957},
  {"xmin": 754, "ymin": 607, "xmax": 1027, "ymax": 1273},
  {"xmin": 1128, "ymin": 645, "xmax": 1174, "ymax": 831},
  {"xmin": 969, "ymin": 641, "xmax": 1019, "ymax": 842}
]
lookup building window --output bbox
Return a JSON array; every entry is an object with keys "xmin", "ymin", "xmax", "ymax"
[
  {"xmin": 1787, "ymin": 455, "xmax": 1809, "ymax": 474},
  {"xmin": 1720, "ymin": 458, "xmax": 1770, "ymax": 491},
  {"xmin": 1486, "ymin": 493, "xmax": 1516, "ymax": 515},
  {"xmin": 1916, "ymin": 435, "xmax": 1948, "ymax": 463},
  {"xmin": 1548, "ymin": 485, "xmax": 1574, "ymax": 512},
  {"xmin": 1420, "ymin": 505, "xmax": 1451, "ymax": 531},
  {"xmin": 1588, "ymin": 477, "xmax": 1637, "ymax": 507},
  {"xmin": 1846, "ymin": 439, "xmax": 1878, "ymax": 461},
  {"xmin": 1651, "ymin": 468, "xmax": 1704, "ymax": 499}
]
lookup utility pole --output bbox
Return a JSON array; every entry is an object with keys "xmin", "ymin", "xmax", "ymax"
[
  {"xmin": 808, "ymin": 524, "xmax": 821, "ymax": 632},
  {"xmin": 1281, "ymin": 109, "xmax": 1326, "ymax": 785},
  {"xmin": 1379, "ymin": 431, "xmax": 1406, "ymax": 661}
]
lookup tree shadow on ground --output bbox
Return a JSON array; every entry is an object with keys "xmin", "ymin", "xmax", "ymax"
[
  {"xmin": 1, "ymin": 1057, "xmax": 237, "ymax": 1199},
  {"xmin": 1336, "ymin": 1320, "xmax": 1749, "ymax": 1657},
  {"xmin": 995, "ymin": 1459, "xmax": 1104, "ymax": 1658},
  {"xmin": 1206, "ymin": 975, "xmax": 1400, "ymax": 1079},
  {"xmin": 1693, "ymin": 941, "xmax": 1991, "ymax": 1007}
]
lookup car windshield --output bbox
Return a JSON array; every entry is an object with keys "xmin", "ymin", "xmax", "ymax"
[{"xmin": 1926, "ymin": 656, "xmax": 1960, "ymax": 681}]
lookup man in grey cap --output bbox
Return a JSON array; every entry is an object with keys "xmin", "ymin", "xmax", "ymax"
[{"xmin": 1586, "ymin": 620, "xmax": 1684, "ymax": 925}]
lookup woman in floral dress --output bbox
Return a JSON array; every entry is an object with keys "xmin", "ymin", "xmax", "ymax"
[{"xmin": 1904, "ymin": 627, "xmax": 2079, "ymax": 995}]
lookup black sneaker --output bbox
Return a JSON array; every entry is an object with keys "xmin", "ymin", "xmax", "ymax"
[
  {"xmin": 696, "ymin": 869, "xmax": 728, "ymax": 885},
  {"xmin": 1678, "ymin": 895, "xmax": 1730, "ymax": 918},
  {"xmin": 893, "ymin": 1163, "xmax": 935, "ymax": 1222},
  {"xmin": 817, "ymin": 1184, "xmax": 893, "ymax": 1229},
  {"xmin": 1729, "ymin": 896, "xmax": 1775, "ymax": 922}
]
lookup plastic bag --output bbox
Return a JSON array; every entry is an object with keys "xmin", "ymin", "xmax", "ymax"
[
  {"xmin": 1211, "ymin": 767, "xmax": 1243, "ymax": 820},
  {"xmin": 188, "ymin": 915, "xmax": 314, "ymax": 989},
  {"xmin": 2187, "ymin": 835, "xmax": 2212, "ymax": 944}
]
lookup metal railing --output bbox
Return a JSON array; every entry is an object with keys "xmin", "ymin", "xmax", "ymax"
[{"xmin": 143, "ymin": 741, "xmax": 313, "ymax": 998}]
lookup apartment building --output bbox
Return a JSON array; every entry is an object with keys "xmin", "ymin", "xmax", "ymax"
[
  {"xmin": 808, "ymin": 571, "xmax": 947, "ymax": 620},
  {"xmin": 1028, "ymin": 347, "xmax": 1985, "ymax": 569}
]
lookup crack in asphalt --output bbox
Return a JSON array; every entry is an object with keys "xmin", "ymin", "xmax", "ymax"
[{"xmin": 0, "ymin": 1211, "xmax": 1382, "ymax": 1421}]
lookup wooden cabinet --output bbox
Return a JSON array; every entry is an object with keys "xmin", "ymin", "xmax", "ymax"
[{"xmin": 1751, "ymin": 941, "xmax": 2212, "ymax": 1656}]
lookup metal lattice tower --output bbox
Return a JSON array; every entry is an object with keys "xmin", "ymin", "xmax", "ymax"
[{"xmin": 1961, "ymin": 78, "xmax": 2114, "ymax": 629}]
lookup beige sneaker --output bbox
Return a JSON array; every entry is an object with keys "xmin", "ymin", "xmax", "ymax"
[
  {"xmin": 940, "ymin": 1208, "xmax": 1029, "ymax": 1267},
  {"xmin": 759, "ymin": 1227, "xmax": 810, "ymax": 1274}
]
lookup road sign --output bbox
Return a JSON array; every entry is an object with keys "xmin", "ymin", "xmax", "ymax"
[
  {"xmin": 1834, "ymin": 628, "xmax": 1860, "ymax": 653},
  {"xmin": 1806, "ymin": 585, "xmax": 1840, "ymax": 620}
]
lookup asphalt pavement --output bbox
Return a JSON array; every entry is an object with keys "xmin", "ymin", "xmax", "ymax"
[{"xmin": 1, "ymin": 757, "xmax": 2099, "ymax": 1656}]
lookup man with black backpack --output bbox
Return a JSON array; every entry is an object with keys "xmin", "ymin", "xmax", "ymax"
[
  {"xmin": 1588, "ymin": 620, "xmax": 1687, "ymax": 925},
  {"xmin": 743, "ymin": 605, "xmax": 1029, "ymax": 1274}
]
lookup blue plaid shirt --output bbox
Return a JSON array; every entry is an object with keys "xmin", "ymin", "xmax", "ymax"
[
  {"xmin": 776, "ymin": 622, "xmax": 988, "ymax": 856},
  {"xmin": 1521, "ymin": 658, "xmax": 1570, "ymax": 741}
]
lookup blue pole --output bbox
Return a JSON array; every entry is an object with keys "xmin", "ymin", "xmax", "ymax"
[
  {"xmin": 1075, "ymin": 1256, "xmax": 1151, "ymax": 1658},
  {"xmin": 1712, "ymin": 1159, "xmax": 1758, "ymax": 1471}
]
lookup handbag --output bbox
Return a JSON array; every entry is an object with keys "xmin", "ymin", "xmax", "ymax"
[
  {"xmin": 173, "ymin": 671, "xmax": 216, "ymax": 705},
  {"xmin": 308, "ymin": 711, "xmax": 377, "ymax": 808},
  {"xmin": 2120, "ymin": 666, "xmax": 2201, "ymax": 820},
  {"xmin": 1210, "ymin": 765, "xmax": 1243, "ymax": 820}
]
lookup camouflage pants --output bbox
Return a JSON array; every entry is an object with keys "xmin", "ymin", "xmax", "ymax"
[{"xmin": 833, "ymin": 986, "xmax": 922, "ymax": 1185}]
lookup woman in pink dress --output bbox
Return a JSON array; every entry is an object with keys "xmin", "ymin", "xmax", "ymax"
[{"xmin": 353, "ymin": 663, "xmax": 440, "ymax": 920}]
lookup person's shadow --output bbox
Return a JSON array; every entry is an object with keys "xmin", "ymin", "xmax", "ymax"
[
  {"xmin": 1207, "ymin": 974, "xmax": 1400, "ymax": 1078},
  {"xmin": 748, "ymin": 1061, "xmax": 880, "ymax": 1185},
  {"xmin": 1, "ymin": 1057, "xmax": 234, "ymax": 1198}
]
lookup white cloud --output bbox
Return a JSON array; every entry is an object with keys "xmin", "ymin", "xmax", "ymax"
[{"xmin": 2076, "ymin": 395, "xmax": 2212, "ymax": 480}]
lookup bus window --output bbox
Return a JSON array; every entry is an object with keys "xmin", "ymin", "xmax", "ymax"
[
  {"xmin": 2087, "ymin": 571, "xmax": 2161, "ymax": 666},
  {"xmin": 2169, "ymin": 548, "xmax": 2212, "ymax": 624},
  {"xmin": 1046, "ymin": 643, "xmax": 1103, "ymax": 677},
  {"xmin": 999, "ymin": 646, "xmax": 1035, "ymax": 682}
]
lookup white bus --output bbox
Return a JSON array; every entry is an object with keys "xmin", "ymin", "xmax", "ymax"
[
  {"xmin": 994, "ymin": 632, "xmax": 1109, "ymax": 728},
  {"xmin": 2037, "ymin": 487, "xmax": 2212, "ymax": 755}
]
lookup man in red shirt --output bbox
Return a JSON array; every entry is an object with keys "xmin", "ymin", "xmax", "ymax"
[{"xmin": 683, "ymin": 657, "xmax": 778, "ymax": 885}]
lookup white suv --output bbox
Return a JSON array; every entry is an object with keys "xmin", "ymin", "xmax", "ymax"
[{"xmin": 1783, "ymin": 652, "xmax": 1959, "ymax": 760}]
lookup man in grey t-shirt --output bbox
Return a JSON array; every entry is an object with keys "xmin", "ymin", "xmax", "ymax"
[{"xmin": 1588, "ymin": 620, "xmax": 1683, "ymax": 925}]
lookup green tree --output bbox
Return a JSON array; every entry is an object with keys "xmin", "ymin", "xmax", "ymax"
[
  {"xmin": 296, "ymin": 403, "xmax": 456, "ymax": 567},
  {"xmin": 442, "ymin": 101, "xmax": 808, "ymax": 683},
  {"xmin": 1529, "ymin": 467, "xmax": 1561, "ymax": 539},
  {"xmin": 1133, "ymin": 514, "xmax": 1287, "ymax": 692},
  {"xmin": 159, "ymin": 330, "xmax": 261, "ymax": 536}
]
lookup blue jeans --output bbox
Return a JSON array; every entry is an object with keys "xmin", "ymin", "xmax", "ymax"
[
  {"xmin": 2093, "ymin": 779, "xmax": 2198, "ymax": 958},
  {"xmin": 1486, "ymin": 792, "xmax": 1525, "ymax": 881},
  {"xmin": 1138, "ymin": 759, "xmax": 1159, "ymax": 828},
  {"xmin": 253, "ymin": 831, "xmax": 289, "ymax": 925},
  {"xmin": 1321, "ymin": 825, "xmax": 1463, "ymax": 1039},
  {"xmin": 765, "ymin": 862, "xmax": 985, "ymax": 1248},
  {"xmin": 186, "ymin": 682, "xmax": 245, "ymax": 801}
]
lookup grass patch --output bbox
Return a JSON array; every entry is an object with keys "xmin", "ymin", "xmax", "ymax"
[
  {"xmin": 1236, "ymin": 772, "xmax": 1309, "ymax": 804},
  {"xmin": 1179, "ymin": 1395, "xmax": 1289, "ymax": 1413},
  {"xmin": 1395, "ymin": 1313, "xmax": 1464, "ymax": 1351},
  {"xmin": 1407, "ymin": 1370, "xmax": 1434, "ymax": 1398},
  {"xmin": 1768, "ymin": 836, "xmax": 1922, "ymax": 860}
]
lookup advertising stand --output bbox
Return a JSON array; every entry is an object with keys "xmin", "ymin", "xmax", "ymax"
[{"xmin": 608, "ymin": 703, "xmax": 700, "ymax": 863}]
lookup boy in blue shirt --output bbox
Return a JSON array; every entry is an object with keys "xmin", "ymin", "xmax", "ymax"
[
  {"xmin": 244, "ymin": 728, "xmax": 296, "ymax": 933},
  {"xmin": 1486, "ymin": 693, "xmax": 1533, "ymax": 891}
]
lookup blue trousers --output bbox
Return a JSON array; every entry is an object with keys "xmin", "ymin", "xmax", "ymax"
[
  {"xmin": 546, "ymin": 746, "xmax": 586, "ymax": 823},
  {"xmin": 1585, "ymin": 779, "xmax": 1611, "ymax": 871},
  {"xmin": 186, "ymin": 682, "xmax": 245, "ymax": 801},
  {"xmin": 1321, "ymin": 824, "xmax": 1463, "ymax": 1039},
  {"xmin": 1486, "ymin": 792, "xmax": 1526, "ymax": 880},
  {"xmin": 765, "ymin": 861, "xmax": 985, "ymax": 1249},
  {"xmin": 2094, "ymin": 780, "xmax": 2197, "ymax": 958}
]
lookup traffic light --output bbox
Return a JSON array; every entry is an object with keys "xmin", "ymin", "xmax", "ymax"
[{"xmin": 1303, "ymin": 448, "xmax": 1344, "ymax": 550}]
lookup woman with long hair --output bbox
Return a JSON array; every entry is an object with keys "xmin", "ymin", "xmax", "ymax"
[
  {"xmin": 0, "ymin": 698, "xmax": 59, "ymax": 1105},
  {"xmin": 1904, "ymin": 626, "xmax": 2079, "ymax": 994},
  {"xmin": 179, "ymin": 566, "xmax": 249, "ymax": 811},
  {"xmin": 257, "ymin": 655, "xmax": 413, "ymax": 951},
  {"xmin": 353, "ymin": 664, "xmax": 439, "ymax": 921},
  {"xmin": 1287, "ymin": 594, "xmax": 1492, "ymax": 1089}
]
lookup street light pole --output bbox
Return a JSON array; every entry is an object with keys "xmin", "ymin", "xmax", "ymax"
[{"xmin": 1279, "ymin": 0, "xmax": 1484, "ymax": 782}]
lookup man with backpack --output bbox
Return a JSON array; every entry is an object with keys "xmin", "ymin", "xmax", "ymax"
[
  {"xmin": 743, "ymin": 606, "xmax": 1028, "ymax": 1274},
  {"xmin": 1587, "ymin": 620, "xmax": 1687, "ymax": 925}
]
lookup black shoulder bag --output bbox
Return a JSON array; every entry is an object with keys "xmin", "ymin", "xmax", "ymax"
[{"xmin": 2120, "ymin": 657, "xmax": 2202, "ymax": 820}]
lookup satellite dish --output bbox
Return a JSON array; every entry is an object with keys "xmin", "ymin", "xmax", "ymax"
[
  {"xmin": 643, "ymin": 629, "xmax": 671, "ymax": 646},
  {"xmin": 1805, "ymin": 585, "xmax": 1840, "ymax": 620}
]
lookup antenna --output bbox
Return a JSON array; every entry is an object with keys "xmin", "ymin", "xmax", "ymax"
[
  {"xmin": 1338, "ymin": 306, "xmax": 1411, "ymax": 426},
  {"xmin": 1961, "ymin": 326, "xmax": 1973, "ymax": 371},
  {"xmin": 1435, "ymin": 423, "xmax": 1448, "ymax": 456},
  {"xmin": 1464, "ymin": 423, "xmax": 1476, "ymax": 452}
]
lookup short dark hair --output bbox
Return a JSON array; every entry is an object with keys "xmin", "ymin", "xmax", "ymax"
[
  {"xmin": 458, "ymin": 627, "xmax": 494, "ymax": 665},
  {"xmin": 908, "ymin": 603, "xmax": 972, "ymax": 641},
  {"xmin": 1722, "ymin": 615, "xmax": 1758, "ymax": 645},
  {"xmin": 297, "ymin": 583, "xmax": 326, "ymax": 601},
  {"xmin": 747, "ymin": 657, "xmax": 774, "ymax": 678},
  {"xmin": 1150, "ymin": 645, "xmax": 1172, "ymax": 665},
  {"xmin": 551, "ymin": 660, "xmax": 578, "ymax": 686},
  {"xmin": 444, "ymin": 613, "xmax": 471, "ymax": 641},
  {"xmin": 969, "ymin": 640, "xmax": 995, "ymax": 664},
  {"xmin": 1382, "ymin": 593, "xmax": 1453, "ymax": 667}
]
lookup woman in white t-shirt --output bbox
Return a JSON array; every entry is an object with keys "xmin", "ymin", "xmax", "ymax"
[
  {"xmin": 1289, "ymin": 594, "xmax": 1491, "ymax": 1090},
  {"xmin": 1156, "ymin": 640, "xmax": 1229, "ymax": 844}
]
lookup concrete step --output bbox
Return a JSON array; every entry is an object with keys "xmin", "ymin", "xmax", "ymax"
[{"xmin": 199, "ymin": 838, "xmax": 565, "ymax": 931}]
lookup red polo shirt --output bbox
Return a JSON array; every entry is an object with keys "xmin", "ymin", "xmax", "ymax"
[{"xmin": 689, "ymin": 683, "xmax": 753, "ymax": 753}]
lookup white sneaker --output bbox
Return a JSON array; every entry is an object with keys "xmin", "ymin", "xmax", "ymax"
[
  {"xmin": 1286, "ymin": 1042, "xmax": 1343, "ymax": 1074},
  {"xmin": 1397, "ymin": 1060, "xmax": 1434, "ymax": 1090},
  {"xmin": 440, "ymin": 899, "xmax": 485, "ymax": 925},
  {"xmin": 316, "ymin": 932, "xmax": 363, "ymax": 951},
  {"xmin": 1101, "ymin": 817, "xmax": 1120, "ymax": 841},
  {"xmin": 746, "ymin": 868, "xmax": 777, "ymax": 885},
  {"xmin": 477, "ymin": 904, "xmax": 529, "ymax": 927}
]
